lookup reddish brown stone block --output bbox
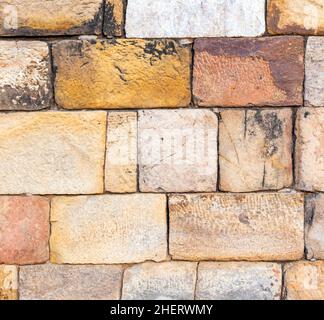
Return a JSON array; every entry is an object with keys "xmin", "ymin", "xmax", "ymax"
[
  {"xmin": 193, "ymin": 37, "xmax": 304, "ymax": 107},
  {"xmin": 0, "ymin": 196, "xmax": 50, "ymax": 265}
]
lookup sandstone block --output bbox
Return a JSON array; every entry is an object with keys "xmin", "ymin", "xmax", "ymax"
[
  {"xmin": 104, "ymin": 0, "xmax": 125, "ymax": 36},
  {"xmin": 105, "ymin": 112, "xmax": 137, "ymax": 193},
  {"xmin": 0, "ymin": 266, "xmax": 18, "ymax": 300},
  {"xmin": 0, "ymin": 112, "xmax": 106, "ymax": 194},
  {"xmin": 19, "ymin": 264, "xmax": 123, "ymax": 300},
  {"xmin": 0, "ymin": 0, "xmax": 105, "ymax": 36},
  {"xmin": 305, "ymin": 37, "xmax": 324, "ymax": 107},
  {"xmin": 0, "ymin": 41, "xmax": 52, "ymax": 110},
  {"xmin": 268, "ymin": 0, "xmax": 324, "ymax": 35},
  {"xmin": 122, "ymin": 262, "xmax": 197, "ymax": 300},
  {"xmin": 53, "ymin": 39, "xmax": 191, "ymax": 109},
  {"xmin": 169, "ymin": 193, "xmax": 304, "ymax": 261},
  {"xmin": 219, "ymin": 109, "xmax": 293, "ymax": 192},
  {"xmin": 296, "ymin": 108, "xmax": 324, "ymax": 191},
  {"xmin": 126, "ymin": 0, "xmax": 265, "ymax": 38},
  {"xmin": 193, "ymin": 37, "xmax": 304, "ymax": 107},
  {"xmin": 306, "ymin": 194, "xmax": 324, "ymax": 260},
  {"xmin": 50, "ymin": 194, "xmax": 167, "ymax": 264},
  {"xmin": 284, "ymin": 262, "xmax": 324, "ymax": 300},
  {"xmin": 196, "ymin": 262, "xmax": 282, "ymax": 300},
  {"xmin": 0, "ymin": 196, "xmax": 49, "ymax": 265},
  {"xmin": 139, "ymin": 110, "xmax": 218, "ymax": 192}
]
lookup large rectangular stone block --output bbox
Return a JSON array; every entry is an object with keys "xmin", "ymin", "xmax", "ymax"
[
  {"xmin": 19, "ymin": 264, "xmax": 123, "ymax": 300},
  {"xmin": 0, "ymin": 41, "xmax": 52, "ymax": 110},
  {"xmin": 193, "ymin": 37, "xmax": 304, "ymax": 107},
  {"xmin": 268, "ymin": 0, "xmax": 324, "ymax": 35},
  {"xmin": 126, "ymin": 0, "xmax": 265, "ymax": 38},
  {"xmin": 53, "ymin": 39, "xmax": 191, "ymax": 109},
  {"xmin": 0, "ymin": 112, "xmax": 106, "ymax": 195},
  {"xmin": 169, "ymin": 193, "xmax": 304, "ymax": 261},
  {"xmin": 0, "ymin": 0, "xmax": 104, "ymax": 36},
  {"xmin": 50, "ymin": 194, "xmax": 168, "ymax": 264}
]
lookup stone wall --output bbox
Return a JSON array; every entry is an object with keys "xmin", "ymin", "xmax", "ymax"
[{"xmin": 0, "ymin": 0, "xmax": 323, "ymax": 300}]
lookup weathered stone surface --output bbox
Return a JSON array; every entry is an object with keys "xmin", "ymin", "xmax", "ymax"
[
  {"xmin": 122, "ymin": 262, "xmax": 197, "ymax": 300},
  {"xmin": 196, "ymin": 262, "xmax": 282, "ymax": 300},
  {"xmin": 105, "ymin": 112, "xmax": 137, "ymax": 193},
  {"xmin": 0, "ymin": 41, "xmax": 52, "ymax": 110},
  {"xmin": 104, "ymin": 0, "xmax": 125, "ymax": 36},
  {"xmin": 268, "ymin": 0, "xmax": 324, "ymax": 35},
  {"xmin": 53, "ymin": 39, "xmax": 191, "ymax": 109},
  {"xmin": 0, "ymin": 196, "xmax": 49, "ymax": 265},
  {"xmin": 0, "ymin": 112, "xmax": 106, "ymax": 195},
  {"xmin": 169, "ymin": 193, "xmax": 304, "ymax": 261},
  {"xmin": 193, "ymin": 37, "xmax": 304, "ymax": 107},
  {"xmin": 20, "ymin": 264, "xmax": 123, "ymax": 300},
  {"xmin": 0, "ymin": 0, "xmax": 104, "ymax": 36},
  {"xmin": 50, "ymin": 194, "xmax": 167, "ymax": 264},
  {"xmin": 296, "ymin": 108, "xmax": 324, "ymax": 192},
  {"xmin": 139, "ymin": 110, "xmax": 218, "ymax": 192},
  {"xmin": 284, "ymin": 262, "xmax": 324, "ymax": 300},
  {"xmin": 305, "ymin": 37, "xmax": 324, "ymax": 107},
  {"xmin": 126, "ymin": 0, "xmax": 265, "ymax": 38},
  {"xmin": 0, "ymin": 266, "xmax": 18, "ymax": 300},
  {"xmin": 219, "ymin": 109, "xmax": 293, "ymax": 192},
  {"xmin": 306, "ymin": 194, "xmax": 324, "ymax": 260}
]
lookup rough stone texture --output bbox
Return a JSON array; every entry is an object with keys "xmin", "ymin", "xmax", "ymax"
[
  {"xmin": 219, "ymin": 109, "xmax": 293, "ymax": 192},
  {"xmin": 50, "ymin": 194, "xmax": 168, "ymax": 264},
  {"xmin": 193, "ymin": 37, "xmax": 304, "ymax": 107},
  {"xmin": 0, "ymin": 0, "xmax": 104, "ymax": 36},
  {"xmin": 268, "ymin": 0, "xmax": 324, "ymax": 35},
  {"xmin": 105, "ymin": 112, "xmax": 137, "ymax": 193},
  {"xmin": 139, "ymin": 110, "xmax": 218, "ymax": 193},
  {"xmin": 122, "ymin": 262, "xmax": 197, "ymax": 300},
  {"xmin": 305, "ymin": 37, "xmax": 324, "ymax": 107},
  {"xmin": 169, "ymin": 193, "xmax": 304, "ymax": 261},
  {"xmin": 0, "ymin": 266, "xmax": 18, "ymax": 300},
  {"xmin": 285, "ymin": 262, "xmax": 324, "ymax": 300},
  {"xmin": 126, "ymin": 0, "xmax": 265, "ymax": 38},
  {"xmin": 196, "ymin": 262, "xmax": 282, "ymax": 300},
  {"xmin": 306, "ymin": 194, "xmax": 324, "ymax": 260},
  {"xmin": 19, "ymin": 264, "xmax": 123, "ymax": 300},
  {"xmin": 0, "ymin": 112, "xmax": 106, "ymax": 195},
  {"xmin": 0, "ymin": 41, "xmax": 52, "ymax": 110},
  {"xmin": 0, "ymin": 196, "xmax": 49, "ymax": 265},
  {"xmin": 104, "ymin": 0, "xmax": 125, "ymax": 36},
  {"xmin": 53, "ymin": 39, "xmax": 191, "ymax": 109},
  {"xmin": 296, "ymin": 108, "xmax": 324, "ymax": 192}
]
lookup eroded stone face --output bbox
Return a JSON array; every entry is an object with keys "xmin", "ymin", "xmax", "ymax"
[
  {"xmin": 306, "ymin": 194, "xmax": 324, "ymax": 260},
  {"xmin": 122, "ymin": 261, "xmax": 197, "ymax": 300},
  {"xmin": 0, "ymin": 41, "xmax": 52, "ymax": 110},
  {"xmin": 50, "ymin": 194, "xmax": 168, "ymax": 264},
  {"xmin": 268, "ymin": 0, "xmax": 324, "ymax": 35},
  {"xmin": 105, "ymin": 112, "xmax": 137, "ymax": 193},
  {"xmin": 196, "ymin": 262, "xmax": 282, "ymax": 300},
  {"xmin": 19, "ymin": 264, "xmax": 123, "ymax": 300},
  {"xmin": 193, "ymin": 37, "xmax": 304, "ymax": 107},
  {"xmin": 169, "ymin": 193, "xmax": 304, "ymax": 261},
  {"xmin": 53, "ymin": 39, "xmax": 191, "ymax": 109},
  {"xmin": 0, "ymin": 112, "xmax": 106, "ymax": 194},
  {"xmin": 0, "ymin": 266, "xmax": 18, "ymax": 300},
  {"xmin": 0, "ymin": 0, "xmax": 104, "ymax": 35},
  {"xmin": 305, "ymin": 37, "xmax": 324, "ymax": 107},
  {"xmin": 296, "ymin": 108, "xmax": 324, "ymax": 192},
  {"xmin": 126, "ymin": 0, "xmax": 265, "ymax": 38},
  {"xmin": 219, "ymin": 109, "xmax": 293, "ymax": 192},
  {"xmin": 285, "ymin": 262, "xmax": 324, "ymax": 300},
  {"xmin": 139, "ymin": 110, "xmax": 218, "ymax": 192},
  {"xmin": 0, "ymin": 196, "xmax": 49, "ymax": 265}
]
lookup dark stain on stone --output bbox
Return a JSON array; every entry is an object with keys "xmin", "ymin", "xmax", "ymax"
[
  {"xmin": 239, "ymin": 213, "xmax": 250, "ymax": 225},
  {"xmin": 304, "ymin": 111, "xmax": 311, "ymax": 118},
  {"xmin": 144, "ymin": 40, "xmax": 177, "ymax": 59},
  {"xmin": 103, "ymin": 2, "xmax": 122, "ymax": 36}
]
